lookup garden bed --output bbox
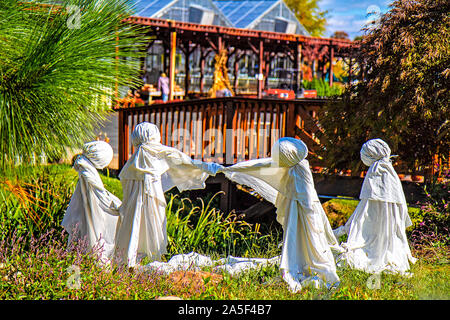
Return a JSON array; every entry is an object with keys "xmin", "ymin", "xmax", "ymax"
[{"xmin": 0, "ymin": 164, "xmax": 448, "ymax": 300}]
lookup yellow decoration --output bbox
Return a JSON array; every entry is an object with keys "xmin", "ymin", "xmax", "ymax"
[{"xmin": 208, "ymin": 49, "xmax": 234, "ymax": 98}]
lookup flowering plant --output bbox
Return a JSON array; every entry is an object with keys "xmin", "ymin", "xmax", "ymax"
[{"xmin": 408, "ymin": 173, "xmax": 449, "ymax": 250}]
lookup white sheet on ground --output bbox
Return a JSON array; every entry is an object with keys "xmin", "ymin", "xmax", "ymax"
[
  {"xmin": 334, "ymin": 139, "xmax": 417, "ymax": 275},
  {"xmin": 62, "ymin": 141, "xmax": 121, "ymax": 261},
  {"xmin": 138, "ymin": 252, "xmax": 280, "ymax": 276},
  {"xmin": 218, "ymin": 137, "xmax": 342, "ymax": 292},
  {"xmin": 114, "ymin": 122, "xmax": 222, "ymax": 267}
]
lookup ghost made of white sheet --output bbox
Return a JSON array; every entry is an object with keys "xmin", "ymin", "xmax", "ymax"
[
  {"xmin": 219, "ymin": 137, "xmax": 342, "ymax": 292},
  {"xmin": 114, "ymin": 122, "xmax": 222, "ymax": 267},
  {"xmin": 333, "ymin": 138, "xmax": 417, "ymax": 274},
  {"xmin": 62, "ymin": 141, "xmax": 121, "ymax": 261}
]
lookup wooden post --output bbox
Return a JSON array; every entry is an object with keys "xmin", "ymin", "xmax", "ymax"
[
  {"xmin": 348, "ymin": 57, "xmax": 353, "ymax": 84},
  {"xmin": 199, "ymin": 47, "xmax": 212, "ymax": 95},
  {"xmin": 296, "ymin": 43, "xmax": 302, "ymax": 92},
  {"xmin": 264, "ymin": 52, "xmax": 272, "ymax": 89},
  {"xmin": 257, "ymin": 39, "xmax": 264, "ymax": 98},
  {"xmin": 199, "ymin": 60, "xmax": 205, "ymax": 95},
  {"xmin": 162, "ymin": 40, "xmax": 168, "ymax": 75},
  {"xmin": 184, "ymin": 40, "xmax": 191, "ymax": 97},
  {"xmin": 218, "ymin": 35, "xmax": 223, "ymax": 52},
  {"xmin": 224, "ymin": 100, "xmax": 235, "ymax": 165},
  {"xmin": 169, "ymin": 29, "xmax": 177, "ymax": 101},
  {"xmin": 311, "ymin": 59, "xmax": 316, "ymax": 79},
  {"xmin": 329, "ymin": 45, "xmax": 334, "ymax": 87},
  {"xmin": 286, "ymin": 102, "xmax": 296, "ymax": 137},
  {"xmin": 300, "ymin": 56, "xmax": 304, "ymax": 81},
  {"xmin": 320, "ymin": 61, "xmax": 324, "ymax": 80},
  {"xmin": 233, "ymin": 53, "xmax": 240, "ymax": 93},
  {"xmin": 118, "ymin": 110, "xmax": 129, "ymax": 169},
  {"xmin": 200, "ymin": 49, "xmax": 205, "ymax": 94}
]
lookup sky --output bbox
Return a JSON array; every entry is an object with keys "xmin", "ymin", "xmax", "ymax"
[{"xmin": 318, "ymin": 0, "xmax": 394, "ymax": 39}]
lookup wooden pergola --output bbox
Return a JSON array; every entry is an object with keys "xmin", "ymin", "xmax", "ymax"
[
  {"xmin": 113, "ymin": 18, "xmax": 432, "ymax": 211},
  {"xmin": 125, "ymin": 17, "xmax": 359, "ymax": 100}
]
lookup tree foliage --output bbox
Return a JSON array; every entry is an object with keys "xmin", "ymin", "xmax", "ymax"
[
  {"xmin": 318, "ymin": 0, "xmax": 450, "ymax": 174},
  {"xmin": 330, "ymin": 31, "xmax": 349, "ymax": 40},
  {"xmin": 284, "ymin": 0, "xmax": 328, "ymax": 37},
  {"xmin": 0, "ymin": 0, "xmax": 147, "ymax": 169}
]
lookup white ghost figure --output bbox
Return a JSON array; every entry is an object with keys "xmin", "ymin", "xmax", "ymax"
[
  {"xmin": 334, "ymin": 138, "xmax": 417, "ymax": 274},
  {"xmin": 62, "ymin": 141, "xmax": 121, "ymax": 261},
  {"xmin": 114, "ymin": 122, "xmax": 222, "ymax": 267},
  {"xmin": 219, "ymin": 137, "xmax": 342, "ymax": 292}
]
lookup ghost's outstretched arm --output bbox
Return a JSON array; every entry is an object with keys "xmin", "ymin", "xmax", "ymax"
[
  {"xmin": 79, "ymin": 169, "xmax": 121, "ymax": 216},
  {"xmin": 218, "ymin": 158, "xmax": 287, "ymax": 205},
  {"xmin": 192, "ymin": 160, "xmax": 224, "ymax": 176},
  {"xmin": 158, "ymin": 147, "xmax": 219, "ymax": 192}
]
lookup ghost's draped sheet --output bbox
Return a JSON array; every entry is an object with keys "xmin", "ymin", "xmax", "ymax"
[
  {"xmin": 62, "ymin": 155, "xmax": 121, "ymax": 260},
  {"xmin": 219, "ymin": 137, "xmax": 341, "ymax": 292},
  {"xmin": 359, "ymin": 139, "xmax": 407, "ymax": 205},
  {"xmin": 115, "ymin": 131, "xmax": 222, "ymax": 267},
  {"xmin": 335, "ymin": 139, "xmax": 416, "ymax": 274},
  {"xmin": 118, "ymin": 142, "xmax": 221, "ymax": 199}
]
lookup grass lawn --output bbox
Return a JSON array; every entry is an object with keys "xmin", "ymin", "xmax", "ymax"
[
  {"xmin": 0, "ymin": 164, "xmax": 448, "ymax": 300},
  {"xmin": 1, "ymin": 237, "xmax": 448, "ymax": 300}
]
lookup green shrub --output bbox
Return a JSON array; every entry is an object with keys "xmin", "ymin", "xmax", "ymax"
[
  {"xmin": 323, "ymin": 198, "xmax": 427, "ymax": 231},
  {"xmin": 322, "ymin": 198, "xmax": 358, "ymax": 229},
  {"xmin": 165, "ymin": 193, "xmax": 278, "ymax": 258},
  {"xmin": 0, "ymin": 164, "xmax": 278, "ymax": 259},
  {"xmin": 302, "ymin": 78, "xmax": 343, "ymax": 97},
  {"xmin": 0, "ymin": 164, "xmax": 124, "ymax": 244},
  {"xmin": 408, "ymin": 180, "xmax": 450, "ymax": 250},
  {"xmin": 0, "ymin": 165, "xmax": 76, "ymax": 242}
]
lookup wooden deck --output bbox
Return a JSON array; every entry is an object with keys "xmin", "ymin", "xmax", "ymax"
[
  {"xmin": 114, "ymin": 97, "xmax": 326, "ymax": 168},
  {"xmin": 113, "ymin": 97, "xmax": 427, "ymax": 215}
]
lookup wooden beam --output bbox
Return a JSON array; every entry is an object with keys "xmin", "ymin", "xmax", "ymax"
[
  {"xmin": 206, "ymin": 37, "xmax": 217, "ymax": 52},
  {"xmin": 247, "ymin": 39, "xmax": 259, "ymax": 55},
  {"xmin": 126, "ymin": 17, "xmax": 356, "ymax": 50},
  {"xmin": 118, "ymin": 110, "xmax": 129, "ymax": 169}
]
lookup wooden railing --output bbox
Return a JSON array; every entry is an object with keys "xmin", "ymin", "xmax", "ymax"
[{"xmin": 114, "ymin": 97, "xmax": 327, "ymax": 168}]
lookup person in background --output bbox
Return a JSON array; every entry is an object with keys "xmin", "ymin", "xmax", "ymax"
[{"xmin": 157, "ymin": 72, "xmax": 169, "ymax": 102}]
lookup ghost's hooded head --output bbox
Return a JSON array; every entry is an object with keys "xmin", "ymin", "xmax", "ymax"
[
  {"xmin": 131, "ymin": 122, "xmax": 161, "ymax": 148},
  {"xmin": 82, "ymin": 141, "xmax": 113, "ymax": 169},
  {"xmin": 358, "ymin": 138, "xmax": 406, "ymax": 204},
  {"xmin": 271, "ymin": 137, "xmax": 308, "ymax": 167},
  {"xmin": 360, "ymin": 139, "xmax": 391, "ymax": 167}
]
